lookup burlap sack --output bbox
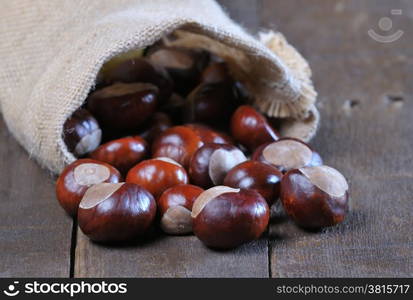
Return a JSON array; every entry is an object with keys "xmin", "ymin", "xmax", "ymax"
[{"xmin": 0, "ymin": 0, "xmax": 318, "ymax": 174}]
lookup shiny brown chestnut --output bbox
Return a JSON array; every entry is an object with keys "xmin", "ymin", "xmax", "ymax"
[
  {"xmin": 200, "ymin": 62, "xmax": 231, "ymax": 84},
  {"xmin": 189, "ymin": 143, "xmax": 247, "ymax": 188},
  {"xmin": 55, "ymin": 159, "xmax": 122, "ymax": 216},
  {"xmin": 223, "ymin": 161, "xmax": 283, "ymax": 206},
  {"xmin": 78, "ymin": 182, "xmax": 156, "ymax": 242},
  {"xmin": 158, "ymin": 184, "xmax": 204, "ymax": 235},
  {"xmin": 233, "ymin": 81, "xmax": 252, "ymax": 103},
  {"xmin": 87, "ymin": 82, "xmax": 158, "ymax": 131},
  {"xmin": 63, "ymin": 108, "xmax": 102, "ymax": 157},
  {"xmin": 139, "ymin": 112, "xmax": 172, "ymax": 143},
  {"xmin": 148, "ymin": 47, "xmax": 210, "ymax": 95},
  {"xmin": 89, "ymin": 136, "xmax": 148, "ymax": 175},
  {"xmin": 253, "ymin": 138, "xmax": 323, "ymax": 173},
  {"xmin": 191, "ymin": 186, "xmax": 270, "ymax": 249},
  {"xmin": 160, "ymin": 93, "xmax": 186, "ymax": 124},
  {"xmin": 183, "ymin": 82, "xmax": 242, "ymax": 127},
  {"xmin": 101, "ymin": 57, "xmax": 173, "ymax": 101},
  {"xmin": 185, "ymin": 124, "xmax": 233, "ymax": 145},
  {"xmin": 96, "ymin": 48, "xmax": 144, "ymax": 87},
  {"xmin": 230, "ymin": 105, "xmax": 279, "ymax": 152},
  {"xmin": 126, "ymin": 157, "xmax": 188, "ymax": 199},
  {"xmin": 152, "ymin": 126, "xmax": 204, "ymax": 168},
  {"xmin": 280, "ymin": 165, "xmax": 349, "ymax": 228}
]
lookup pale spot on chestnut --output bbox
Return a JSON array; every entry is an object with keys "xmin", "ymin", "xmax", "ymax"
[
  {"xmin": 191, "ymin": 186, "xmax": 239, "ymax": 218},
  {"xmin": 74, "ymin": 129, "xmax": 102, "ymax": 155},
  {"xmin": 208, "ymin": 148, "xmax": 247, "ymax": 185},
  {"xmin": 299, "ymin": 165, "xmax": 349, "ymax": 197},
  {"xmin": 263, "ymin": 139, "xmax": 312, "ymax": 171},
  {"xmin": 153, "ymin": 157, "xmax": 182, "ymax": 167},
  {"xmin": 79, "ymin": 182, "xmax": 125, "ymax": 209},
  {"xmin": 73, "ymin": 163, "xmax": 110, "ymax": 186},
  {"xmin": 160, "ymin": 205, "xmax": 192, "ymax": 235}
]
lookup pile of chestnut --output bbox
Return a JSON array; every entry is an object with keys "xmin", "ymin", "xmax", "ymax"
[{"xmin": 56, "ymin": 42, "xmax": 349, "ymax": 249}]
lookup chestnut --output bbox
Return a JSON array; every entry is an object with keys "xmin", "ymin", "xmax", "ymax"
[
  {"xmin": 223, "ymin": 161, "xmax": 283, "ymax": 206},
  {"xmin": 63, "ymin": 108, "xmax": 102, "ymax": 157},
  {"xmin": 148, "ymin": 47, "xmax": 210, "ymax": 95},
  {"xmin": 183, "ymin": 82, "xmax": 242, "ymax": 127},
  {"xmin": 191, "ymin": 186, "xmax": 270, "ymax": 249},
  {"xmin": 200, "ymin": 62, "xmax": 231, "ymax": 84},
  {"xmin": 89, "ymin": 136, "xmax": 148, "ymax": 175},
  {"xmin": 231, "ymin": 105, "xmax": 280, "ymax": 152},
  {"xmin": 96, "ymin": 48, "xmax": 144, "ymax": 87},
  {"xmin": 55, "ymin": 159, "xmax": 122, "ymax": 216},
  {"xmin": 253, "ymin": 138, "xmax": 323, "ymax": 173},
  {"xmin": 87, "ymin": 82, "xmax": 158, "ymax": 131},
  {"xmin": 126, "ymin": 157, "xmax": 188, "ymax": 199},
  {"xmin": 233, "ymin": 81, "xmax": 252, "ymax": 103},
  {"xmin": 152, "ymin": 126, "xmax": 204, "ymax": 168},
  {"xmin": 78, "ymin": 182, "xmax": 156, "ymax": 242},
  {"xmin": 158, "ymin": 184, "xmax": 204, "ymax": 235},
  {"xmin": 160, "ymin": 93, "xmax": 186, "ymax": 124},
  {"xmin": 139, "ymin": 112, "xmax": 172, "ymax": 143},
  {"xmin": 280, "ymin": 165, "xmax": 349, "ymax": 228},
  {"xmin": 189, "ymin": 143, "xmax": 247, "ymax": 188},
  {"xmin": 185, "ymin": 124, "xmax": 233, "ymax": 145},
  {"xmin": 101, "ymin": 57, "xmax": 173, "ymax": 101}
]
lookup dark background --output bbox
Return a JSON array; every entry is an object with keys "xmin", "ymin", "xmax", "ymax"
[{"xmin": 0, "ymin": 0, "xmax": 412, "ymax": 277}]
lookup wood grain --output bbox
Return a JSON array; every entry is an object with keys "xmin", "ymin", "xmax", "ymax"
[
  {"xmin": 75, "ymin": 229, "xmax": 268, "ymax": 277},
  {"xmin": 0, "ymin": 117, "xmax": 73, "ymax": 277},
  {"xmin": 261, "ymin": 0, "xmax": 413, "ymax": 277}
]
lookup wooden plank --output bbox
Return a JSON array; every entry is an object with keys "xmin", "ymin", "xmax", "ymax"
[
  {"xmin": 75, "ymin": 230, "xmax": 268, "ymax": 278},
  {"xmin": 261, "ymin": 0, "xmax": 413, "ymax": 277},
  {"xmin": 0, "ymin": 117, "xmax": 73, "ymax": 277},
  {"xmin": 74, "ymin": 0, "xmax": 269, "ymax": 278}
]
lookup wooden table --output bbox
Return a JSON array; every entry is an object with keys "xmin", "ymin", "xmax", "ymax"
[{"xmin": 1, "ymin": 0, "xmax": 412, "ymax": 277}]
